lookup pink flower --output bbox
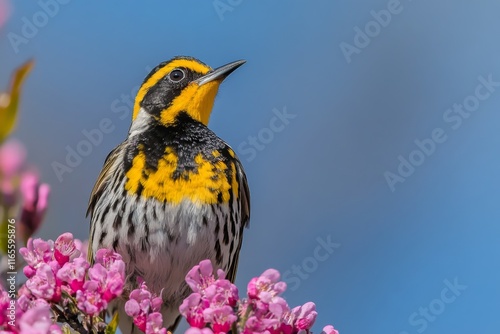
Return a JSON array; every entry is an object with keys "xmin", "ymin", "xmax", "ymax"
[
  {"xmin": 183, "ymin": 260, "xmax": 240, "ymax": 328},
  {"xmin": 182, "ymin": 259, "xmax": 242, "ymax": 333},
  {"xmin": 49, "ymin": 324, "xmax": 63, "ymax": 334},
  {"xmin": 88, "ymin": 263, "xmax": 124, "ymax": 302},
  {"xmin": 94, "ymin": 248, "xmax": 124, "ymax": 272},
  {"xmin": 244, "ymin": 268, "xmax": 289, "ymax": 325},
  {"xmin": 0, "ymin": 289, "xmax": 13, "ymax": 327},
  {"xmin": 18, "ymin": 304, "xmax": 57, "ymax": 334},
  {"xmin": 185, "ymin": 328, "xmax": 214, "ymax": 334},
  {"xmin": 53, "ymin": 233, "xmax": 80, "ymax": 265},
  {"xmin": 74, "ymin": 239, "xmax": 88, "ymax": 259},
  {"xmin": 247, "ymin": 269, "xmax": 286, "ymax": 303},
  {"xmin": 181, "ymin": 262, "xmax": 338, "ymax": 334},
  {"xmin": 0, "ymin": 0, "xmax": 10, "ymax": 28},
  {"xmin": 19, "ymin": 238, "xmax": 54, "ymax": 270},
  {"xmin": 145, "ymin": 312, "xmax": 168, "ymax": 334},
  {"xmin": 204, "ymin": 278, "xmax": 239, "ymax": 308},
  {"xmin": 0, "ymin": 139, "xmax": 26, "ymax": 178},
  {"xmin": 292, "ymin": 302, "xmax": 317, "ymax": 331},
  {"xmin": 243, "ymin": 315, "xmax": 279, "ymax": 334},
  {"xmin": 76, "ymin": 280, "xmax": 106, "ymax": 315},
  {"xmin": 185, "ymin": 259, "xmax": 219, "ymax": 293},
  {"xmin": 19, "ymin": 172, "xmax": 51, "ymax": 241},
  {"xmin": 268, "ymin": 296, "xmax": 289, "ymax": 319},
  {"xmin": 321, "ymin": 325, "xmax": 339, "ymax": 334},
  {"xmin": 25, "ymin": 263, "xmax": 59, "ymax": 301},
  {"xmin": 125, "ymin": 281, "xmax": 165, "ymax": 333},
  {"xmin": 57, "ymin": 257, "xmax": 89, "ymax": 293},
  {"xmin": 0, "ymin": 140, "xmax": 25, "ymax": 208},
  {"xmin": 17, "ymin": 294, "xmax": 32, "ymax": 313},
  {"xmin": 16, "ymin": 290, "xmax": 49, "ymax": 323},
  {"xmin": 179, "ymin": 293, "xmax": 206, "ymax": 329},
  {"xmin": 203, "ymin": 305, "xmax": 237, "ymax": 333}
]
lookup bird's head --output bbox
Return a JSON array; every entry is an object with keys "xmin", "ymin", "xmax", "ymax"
[{"xmin": 132, "ymin": 56, "xmax": 245, "ymax": 126}]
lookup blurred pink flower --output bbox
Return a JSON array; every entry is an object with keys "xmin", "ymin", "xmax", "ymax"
[
  {"xmin": 0, "ymin": 139, "xmax": 26, "ymax": 178},
  {"xmin": 18, "ymin": 304, "xmax": 59, "ymax": 334},
  {"xmin": 0, "ymin": 139, "xmax": 26, "ymax": 207},
  {"xmin": 0, "ymin": 289, "xmax": 11, "ymax": 327},
  {"xmin": 0, "ymin": 0, "xmax": 10, "ymax": 28},
  {"xmin": 19, "ymin": 172, "xmax": 51, "ymax": 240}
]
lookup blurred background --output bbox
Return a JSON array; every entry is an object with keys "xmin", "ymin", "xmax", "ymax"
[{"xmin": 1, "ymin": 1, "xmax": 500, "ymax": 333}]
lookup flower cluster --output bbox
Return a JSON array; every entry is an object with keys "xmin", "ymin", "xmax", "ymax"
[
  {"xmin": 181, "ymin": 260, "xmax": 239, "ymax": 333},
  {"xmin": 179, "ymin": 260, "xmax": 339, "ymax": 334},
  {"xmin": 125, "ymin": 280, "xmax": 167, "ymax": 334},
  {"xmin": 0, "ymin": 233, "xmax": 125, "ymax": 333},
  {"xmin": 1, "ymin": 288, "xmax": 61, "ymax": 334},
  {"xmin": 1, "ymin": 235, "xmax": 339, "ymax": 334}
]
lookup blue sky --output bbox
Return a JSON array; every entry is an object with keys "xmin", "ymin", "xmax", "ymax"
[{"xmin": 1, "ymin": 1, "xmax": 500, "ymax": 333}]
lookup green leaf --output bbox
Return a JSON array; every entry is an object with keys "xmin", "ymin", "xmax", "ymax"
[
  {"xmin": 105, "ymin": 312, "xmax": 119, "ymax": 334},
  {"xmin": 0, "ymin": 60, "xmax": 35, "ymax": 143},
  {"xmin": 0, "ymin": 216, "xmax": 9, "ymax": 255}
]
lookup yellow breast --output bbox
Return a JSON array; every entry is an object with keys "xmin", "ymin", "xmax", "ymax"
[{"xmin": 124, "ymin": 145, "xmax": 239, "ymax": 205}]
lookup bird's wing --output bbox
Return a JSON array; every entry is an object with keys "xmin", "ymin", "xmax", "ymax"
[
  {"xmin": 238, "ymin": 159, "xmax": 251, "ymax": 228},
  {"xmin": 226, "ymin": 158, "xmax": 250, "ymax": 282},
  {"xmin": 86, "ymin": 144, "xmax": 123, "ymax": 263}
]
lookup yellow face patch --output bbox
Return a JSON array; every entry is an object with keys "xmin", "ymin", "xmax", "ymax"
[
  {"xmin": 159, "ymin": 80, "xmax": 220, "ymax": 126},
  {"xmin": 133, "ymin": 58, "xmax": 212, "ymax": 121},
  {"xmin": 124, "ymin": 146, "xmax": 237, "ymax": 205}
]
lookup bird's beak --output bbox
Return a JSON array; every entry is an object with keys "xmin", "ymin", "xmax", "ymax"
[{"xmin": 196, "ymin": 60, "xmax": 246, "ymax": 86}]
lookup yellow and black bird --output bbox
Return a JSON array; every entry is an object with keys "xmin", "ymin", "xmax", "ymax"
[{"xmin": 87, "ymin": 56, "xmax": 250, "ymax": 333}]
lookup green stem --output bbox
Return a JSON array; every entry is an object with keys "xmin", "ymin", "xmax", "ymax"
[{"xmin": 238, "ymin": 302, "xmax": 253, "ymax": 331}]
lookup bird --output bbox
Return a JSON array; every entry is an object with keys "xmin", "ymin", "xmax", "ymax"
[{"xmin": 87, "ymin": 56, "xmax": 250, "ymax": 333}]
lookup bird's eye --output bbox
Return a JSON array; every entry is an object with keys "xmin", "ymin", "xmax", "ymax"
[{"xmin": 168, "ymin": 69, "xmax": 185, "ymax": 82}]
